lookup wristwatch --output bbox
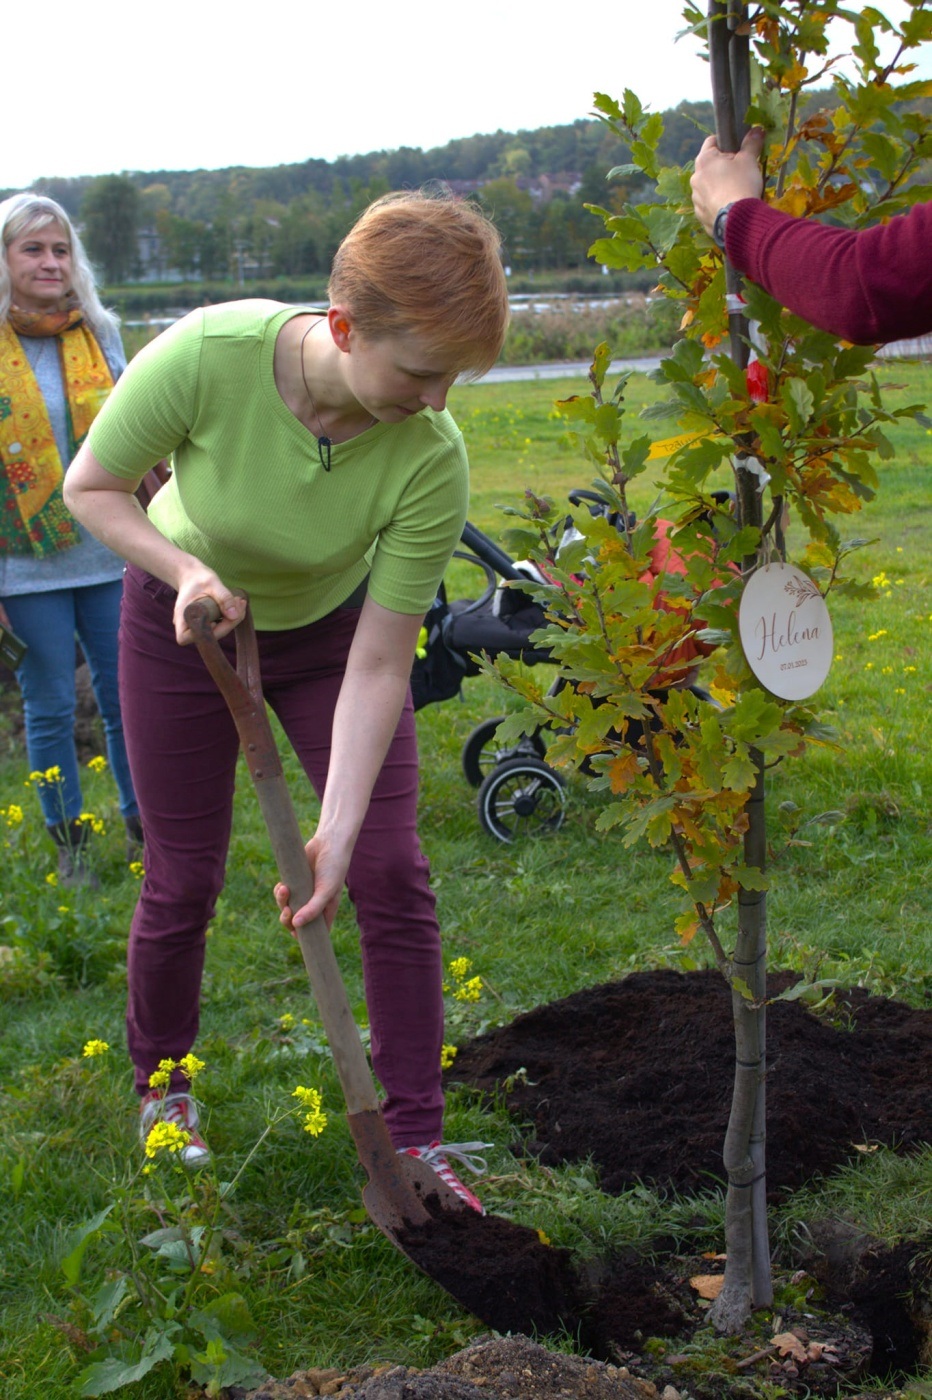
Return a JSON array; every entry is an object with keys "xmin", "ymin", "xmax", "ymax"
[{"xmin": 712, "ymin": 202, "xmax": 735, "ymax": 250}]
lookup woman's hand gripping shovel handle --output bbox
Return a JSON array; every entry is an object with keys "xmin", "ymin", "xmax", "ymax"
[{"xmin": 183, "ymin": 597, "xmax": 468, "ymax": 1244}]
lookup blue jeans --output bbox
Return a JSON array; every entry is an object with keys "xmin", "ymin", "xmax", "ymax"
[{"xmin": 3, "ymin": 581, "xmax": 139, "ymax": 829}]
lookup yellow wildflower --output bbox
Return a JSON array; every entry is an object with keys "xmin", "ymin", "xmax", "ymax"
[
  {"xmin": 278, "ymin": 1012, "xmax": 296, "ymax": 1031},
  {"xmin": 86, "ymin": 756, "xmax": 108, "ymax": 774},
  {"xmin": 448, "ymin": 957, "xmax": 472, "ymax": 980},
  {"xmin": 440, "ymin": 1044, "xmax": 458, "ymax": 1070},
  {"xmin": 292, "ymin": 1085, "xmax": 322, "ymax": 1109},
  {"xmin": 453, "ymin": 976, "xmax": 483, "ymax": 1004},
  {"xmin": 872, "ymin": 572, "xmax": 889, "ymax": 589},
  {"xmin": 867, "ymin": 630, "xmax": 887, "ymax": 642},
  {"xmin": 292, "ymin": 1085, "xmax": 327, "ymax": 1136},
  {"xmin": 144, "ymin": 1121, "xmax": 191, "ymax": 1158},
  {"xmin": 301, "ymin": 1107, "xmax": 328, "ymax": 1136},
  {"xmin": 129, "ymin": 861, "xmax": 144, "ymax": 878},
  {"xmin": 82, "ymin": 1039, "xmax": 110, "ymax": 1058},
  {"xmin": 148, "ymin": 1057, "xmax": 177, "ymax": 1091},
  {"xmin": 79, "ymin": 812, "xmax": 105, "ymax": 836},
  {"xmin": 4, "ymin": 804, "xmax": 23, "ymax": 827},
  {"xmin": 45, "ymin": 872, "xmax": 58, "ymax": 886},
  {"xmin": 28, "ymin": 767, "xmax": 62, "ymax": 788},
  {"xmin": 178, "ymin": 1053, "xmax": 205, "ymax": 1082}
]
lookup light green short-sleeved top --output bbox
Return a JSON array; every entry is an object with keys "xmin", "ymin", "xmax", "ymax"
[{"xmin": 88, "ymin": 301, "xmax": 469, "ymax": 630}]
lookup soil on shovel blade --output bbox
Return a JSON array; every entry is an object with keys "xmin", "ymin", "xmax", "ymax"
[{"xmin": 241, "ymin": 970, "xmax": 932, "ymax": 1400}]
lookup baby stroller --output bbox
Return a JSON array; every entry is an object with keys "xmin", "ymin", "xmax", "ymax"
[
  {"xmin": 411, "ymin": 490, "xmax": 631, "ymax": 843},
  {"xmin": 410, "ymin": 487, "xmax": 728, "ymax": 843}
]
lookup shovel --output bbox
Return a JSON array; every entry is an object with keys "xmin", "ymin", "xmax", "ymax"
[{"xmin": 183, "ymin": 596, "xmax": 470, "ymax": 1254}]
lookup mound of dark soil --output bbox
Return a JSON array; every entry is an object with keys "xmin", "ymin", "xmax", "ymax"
[
  {"xmin": 249, "ymin": 970, "xmax": 929, "ymax": 1400},
  {"xmin": 449, "ymin": 968, "xmax": 932, "ymax": 1197}
]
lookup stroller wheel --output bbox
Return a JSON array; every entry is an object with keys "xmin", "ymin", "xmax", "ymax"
[
  {"xmin": 461, "ymin": 717, "xmax": 548, "ymax": 788},
  {"xmin": 477, "ymin": 758, "xmax": 566, "ymax": 843}
]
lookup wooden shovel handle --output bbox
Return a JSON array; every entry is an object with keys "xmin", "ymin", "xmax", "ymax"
[{"xmin": 184, "ymin": 595, "xmax": 380, "ymax": 1116}]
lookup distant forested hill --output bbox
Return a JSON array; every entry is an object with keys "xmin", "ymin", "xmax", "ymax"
[
  {"xmin": 9, "ymin": 91, "xmax": 926, "ymax": 287},
  {"xmin": 3, "ymin": 103, "xmax": 716, "ymax": 284},
  {"xmin": 19, "ymin": 103, "xmax": 716, "ymax": 221}
]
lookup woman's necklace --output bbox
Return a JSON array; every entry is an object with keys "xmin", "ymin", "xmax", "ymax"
[{"xmin": 298, "ymin": 318, "xmax": 374, "ymax": 472}]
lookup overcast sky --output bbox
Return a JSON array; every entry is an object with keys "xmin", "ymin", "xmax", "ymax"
[{"xmin": 7, "ymin": 0, "xmax": 930, "ymax": 188}]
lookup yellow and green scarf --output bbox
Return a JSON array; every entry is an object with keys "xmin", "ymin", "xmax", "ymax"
[{"xmin": 0, "ymin": 304, "xmax": 114, "ymax": 558}]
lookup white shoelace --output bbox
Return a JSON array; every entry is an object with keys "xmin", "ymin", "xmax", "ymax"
[{"xmin": 413, "ymin": 1140, "xmax": 493, "ymax": 1175}]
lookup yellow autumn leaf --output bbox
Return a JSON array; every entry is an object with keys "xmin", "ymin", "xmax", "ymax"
[
  {"xmin": 772, "ymin": 186, "xmax": 810, "ymax": 218},
  {"xmin": 689, "ymin": 1273, "xmax": 725, "ymax": 1299},
  {"xmin": 780, "ymin": 58, "xmax": 808, "ymax": 90}
]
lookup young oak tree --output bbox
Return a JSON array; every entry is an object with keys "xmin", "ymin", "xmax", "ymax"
[{"xmin": 486, "ymin": 0, "xmax": 932, "ymax": 1332}]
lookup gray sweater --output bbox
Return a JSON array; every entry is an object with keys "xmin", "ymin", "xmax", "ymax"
[{"xmin": 0, "ymin": 323, "xmax": 127, "ymax": 596}]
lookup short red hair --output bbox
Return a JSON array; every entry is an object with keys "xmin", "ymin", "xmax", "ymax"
[{"xmin": 329, "ymin": 190, "xmax": 509, "ymax": 378}]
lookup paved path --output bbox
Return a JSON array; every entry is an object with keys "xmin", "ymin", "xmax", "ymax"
[{"xmin": 472, "ymin": 355, "xmax": 663, "ymax": 384}]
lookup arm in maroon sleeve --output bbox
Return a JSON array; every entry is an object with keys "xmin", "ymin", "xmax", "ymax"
[{"xmin": 724, "ymin": 198, "xmax": 932, "ymax": 344}]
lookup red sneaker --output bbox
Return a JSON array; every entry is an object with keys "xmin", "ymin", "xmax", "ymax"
[
  {"xmin": 139, "ymin": 1089, "xmax": 210, "ymax": 1169},
  {"xmin": 399, "ymin": 1140, "xmax": 490, "ymax": 1214}
]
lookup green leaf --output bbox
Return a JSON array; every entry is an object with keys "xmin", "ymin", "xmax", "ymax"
[
  {"xmin": 728, "ymin": 690, "xmax": 784, "ymax": 744},
  {"xmin": 191, "ymin": 1292, "xmax": 258, "ymax": 1345},
  {"xmin": 89, "ymin": 1277, "xmax": 130, "ymax": 1333},
  {"xmin": 772, "ymin": 978, "xmax": 839, "ymax": 1004},
  {"xmin": 593, "ymin": 91, "xmax": 624, "ymax": 123},
  {"xmin": 61, "ymin": 1205, "xmax": 115, "ymax": 1287},
  {"xmin": 188, "ymin": 1335, "xmax": 269, "ymax": 1390},
  {"xmin": 621, "ymin": 435, "xmax": 651, "ymax": 478},
  {"xmin": 781, "ymin": 377, "xmax": 815, "ymax": 434},
  {"xmin": 722, "ymin": 750, "xmax": 758, "ymax": 793},
  {"xmin": 643, "ymin": 205, "xmax": 684, "ymax": 255},
  {"xmin": 733, "ymin": 864, "xmax": 769, "ymax": 892},
  {"xmin": 139, "ymin": 1226, "xmax": 188, "ymax": 1249},
  {"xmin": 591, "ymin": 342, "xmax": 613, "ymax": 388},
  {"xmin": 77, "ymin": 1329, "xmax": 176, "ymax": 1396},
  {"xmin": 588, "ymin": 236, "xmax": 655, "ymax": 273}
]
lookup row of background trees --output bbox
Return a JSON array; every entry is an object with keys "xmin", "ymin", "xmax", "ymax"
[
  {"xmin": 8, "ymin": 91, "xmax": 930, "ymax": 292},
  {"xmin": 4, "ymin": 103, "xmax": 722, "ymax": 287}
]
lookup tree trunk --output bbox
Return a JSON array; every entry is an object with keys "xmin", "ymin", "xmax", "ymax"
[
  {"xmin": 708, "ymin": 757, "xmax": 772, "ymax": 1331},
  {"xmin": 706, "ymin": 0, "xmax": 774, "ymax": 1333}
]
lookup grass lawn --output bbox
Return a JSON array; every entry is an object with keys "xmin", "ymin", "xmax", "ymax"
[{"xmin": 0, "ymin": 360, "xmax": 929, "ymax": 1397}]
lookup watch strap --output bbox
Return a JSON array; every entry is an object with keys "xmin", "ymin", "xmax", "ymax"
[{"xmin": 712, "ymin": 201, "xmax": 735, "ymax": 249}]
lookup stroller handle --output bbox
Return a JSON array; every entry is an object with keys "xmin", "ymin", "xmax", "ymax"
[{"xmin": 459, "ymin": 521, "xmax": 530, "ymax": 583}]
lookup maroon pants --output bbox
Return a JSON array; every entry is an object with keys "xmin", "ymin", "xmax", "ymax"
[{"xmin": 119, "ymin": 564, "xmax": 444, "ymax": 1146}]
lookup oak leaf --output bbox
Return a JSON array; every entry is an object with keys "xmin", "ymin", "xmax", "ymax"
[{"xmin": 689, "ymin": 1274, "xmax": 724, "ymax": 1299}]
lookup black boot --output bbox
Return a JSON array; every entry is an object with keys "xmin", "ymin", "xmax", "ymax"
[
  {"xmin": 48, "ymin": 818, "xmax": 100, "ymax": 890},
  {"xmin": 125, "ymin": 814, "xmax": 144, "ymax": 864}
]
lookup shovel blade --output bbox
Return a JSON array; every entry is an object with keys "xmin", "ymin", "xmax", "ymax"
[{"xmin": 348, "ymin": 1108, "xmax": 467, "ymax": 1235}]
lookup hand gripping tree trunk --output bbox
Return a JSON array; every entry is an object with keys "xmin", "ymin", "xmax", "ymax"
[{"xmin": 707, "ymin": 0, "xmax": 773, "ymax": 1332}]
